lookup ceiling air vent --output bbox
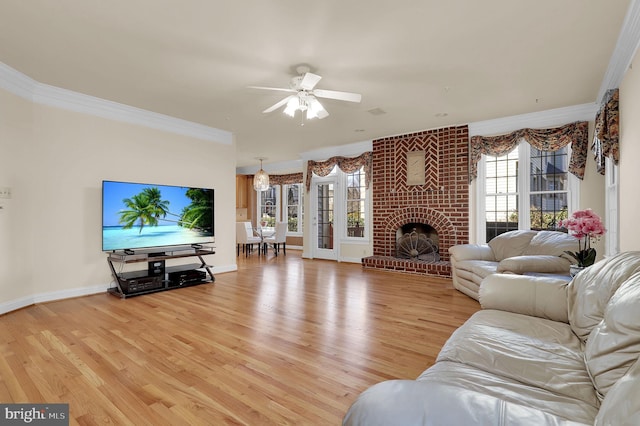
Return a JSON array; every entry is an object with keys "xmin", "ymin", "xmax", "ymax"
[{"xmin": 367, "ymin": 107, "xmax": 386, "ymax": 116}]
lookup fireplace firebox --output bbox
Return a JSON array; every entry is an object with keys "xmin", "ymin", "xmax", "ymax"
[{"xmin": 396, "ymin": 223, "xmax": 440, "ymax": 261}]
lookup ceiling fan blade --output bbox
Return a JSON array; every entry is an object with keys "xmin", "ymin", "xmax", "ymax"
[
  {"xmin": 248, "ymin": 85, "xmax": 296, "ymax": 93},
  {"xmin": 313, "ymin": 89, "xmax": 362, "ymax": 103},
  {"xmin": 316, "ymin": 108, "xmax": 329, "ymax": 119},
  {"xmin": 300, "ymin": 72, "xmax": 322, "ymax": 90},
  {"xmin": 262, "ymin": 95, "xmax": 295, "ymax": 113}
]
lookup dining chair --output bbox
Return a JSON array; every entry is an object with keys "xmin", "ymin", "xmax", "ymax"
[
  {"xmin": 236, "ymin": 222, "xmax": 261, "ymax": 256},
  {"xmin": 263, "ymin": 222, "xmax": 287, "ymax": 256}
]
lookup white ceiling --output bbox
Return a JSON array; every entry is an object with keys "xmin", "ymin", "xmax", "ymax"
[{"xmin": 0, "ymin": 1, "xmax": 633, "ymax": 169}]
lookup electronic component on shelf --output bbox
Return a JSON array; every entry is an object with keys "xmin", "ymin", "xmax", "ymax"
[
  {"xmin": 119, "ymin": 275, "xmax": 164, "ymax": 294},
  {"xmin": 167, "ymin": 269, "xmax": 207, "ymax": 287}
]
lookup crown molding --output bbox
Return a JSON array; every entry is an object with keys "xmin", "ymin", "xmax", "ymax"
[
  {"xmin": 597, "ymin": 0, "xmax": 640, "ymax": 103},
  {"xmin": 236, "ymin": 140, "xmax": 372, "ymax": 175},
  {"xmin": 0, "ymin": 62, "xmax": 37, "ymax": 99},
  {"xmin": 468, "ymin": 103, "xmax": 598, "ymax": 137},
  {"xmin": 0, "ymin": 62, "xmax": 232, "ymax": 145},
  {"xmin": 236, "ymin": 158, "xmax": 304, "ymax": 175}
]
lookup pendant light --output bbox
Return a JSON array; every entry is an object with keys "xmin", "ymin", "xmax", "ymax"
[{"xmin": 253, "ymin": 158, "xmax": 269, "ymax": 192}]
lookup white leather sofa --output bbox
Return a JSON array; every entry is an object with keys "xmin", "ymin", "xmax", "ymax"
[
  {"xmin": 343, "ymin": 251, "xmax": 640, "ymax": 425},
  {"xmin": 449, "ymin": 229, "xmax": 578, "ymax": 300}
]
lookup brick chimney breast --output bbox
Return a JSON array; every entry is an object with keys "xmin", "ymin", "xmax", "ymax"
[{"xmin": 363, "ymin": 125, "xmax": 470, "ymax": 277}]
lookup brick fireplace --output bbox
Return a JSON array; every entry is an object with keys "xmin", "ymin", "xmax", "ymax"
[{"xmin": 362, "ymin": 125, "xmax": 470, "ymax": 277}]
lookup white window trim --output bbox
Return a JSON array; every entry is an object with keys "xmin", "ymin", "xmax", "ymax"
[
  {"xmin": 339, "ymin": 167, "xmax": 372, "ymax": 244},
  {"xmin": 256, "ymin": 185, "xmax": 281, "ymax": 227},
  {"xmin": 605, "ymin": 157, "xmax": 619, "ymax": 256},
  {"xmin": 283, "ymin": 183, "xmax": 304, "ymax": 236},
  {"xmin": 341, "ymin": 168, "xmax": 370, "ymax": 243},
  {"xmin": 475, "ymin": 140, "xmax": 579, "ymax": 243}
]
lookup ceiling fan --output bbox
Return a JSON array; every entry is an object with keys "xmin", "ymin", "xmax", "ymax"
[{"xmin": 249, "ymin": 65, "xmax": 362, "ymax": 120}]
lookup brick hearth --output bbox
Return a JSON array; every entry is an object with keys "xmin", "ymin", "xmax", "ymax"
[{"xmin": 362, "ymin": 125, "xmax": 470, "ymax": 277}]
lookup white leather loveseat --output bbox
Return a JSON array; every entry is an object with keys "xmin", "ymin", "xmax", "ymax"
[
  {"xmin": 343, "ymin": 251, "xmax": 640, "ymax": 425},
  {"xmin": 449, "ymin": 229, "xmax": 578, "ymax": 300}
]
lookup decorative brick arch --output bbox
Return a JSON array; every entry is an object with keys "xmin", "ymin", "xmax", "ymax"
[{"xmin": 377, "ymin": 207, "xmax": 455, "ymax": 261}]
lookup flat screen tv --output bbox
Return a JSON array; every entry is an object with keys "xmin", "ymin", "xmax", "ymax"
[{"xmin": 102, "ymin": 180, "xmax": 214, "ymax": 252}]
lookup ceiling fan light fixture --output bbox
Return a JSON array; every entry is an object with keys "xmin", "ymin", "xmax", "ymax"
[
  {"xmin": 253, "ymin": 158, "xmax": 270, "ymax": 192},
  {"xmin": 307, "ymin": 97, "xmax": 325, "ymax": 120},
  {"xmin": 283, "ymin": 97, "xmax": 299, "ymax": 117},
  {"xmin": 306, "ymin": 109, "xmax": 316, "ymax": 120},
  {"xmin": 251, "ymin": 66, "xmax": 361, "ymax": 121}
]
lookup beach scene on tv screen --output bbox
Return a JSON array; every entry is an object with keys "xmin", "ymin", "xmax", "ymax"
[{"xmin": 103, "ymin": 181, "xmax": 214, "ymax": 251}]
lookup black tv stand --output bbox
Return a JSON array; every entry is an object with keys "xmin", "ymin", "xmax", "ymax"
[{"xmin": 107, "ymin": 247, "xmax": 215, "ymax": 298}]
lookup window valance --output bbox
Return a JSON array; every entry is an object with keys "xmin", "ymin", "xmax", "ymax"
[
  {"xmin": 268, "ymin": 172, "xmax": 304, "ymax": 186},
  {"xmin": 305, "ymin": 152, "xmax": 373, "ymax": 191},
  {"xmin": 469, "ymin": 121, "xmax": 589, "ymax": 182},
  {"xmin": 592, "ymin": 88, "xmax": 619, "ymax": 175}
]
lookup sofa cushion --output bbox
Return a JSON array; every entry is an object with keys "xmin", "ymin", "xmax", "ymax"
[
  {"xmin": 497, "ymin": 255, "xmax": 571, "ymax": 274},
  {"xmin": 479, "ymin": 274, "xmax": 570, "ymax": 323},
  {"xmin": 595, "ymin": 357, "xmax": 640, "ymax": 425},
  {"xmin": 449, "ymin": 243, "xmax": 495, "ymax": 262},
  {"xmin": 453, "ymin": 260, "xmax": 498, "ymax": 284},
  {"xmin": 418, "ymin": 362, "xmax": 599, "ymax": 425},
  {"xmin": 436, "ymin": 310, "xmax": 598, "ymax": 407},
  {"xmin": 523, "ymin": 230, "xmax": 578, "ymax": 256},
  {"xmin": 342, "ymin": 374, "xmax": 597, "ymax": 426},
  {"xmin": 487, "ymin": 230, "xmax": 537, "ymax": 261},
  {"xmin": 568, "ymin": 251, "xmax": 640, "ymax": 342},
  {"xmin": 585, "ymin": 271, "xmax": 640, "ymax": 399}
]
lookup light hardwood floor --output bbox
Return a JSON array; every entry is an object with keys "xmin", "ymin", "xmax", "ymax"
[{"xmin": 0, "ymin": 251, "xmax": 480, "ymax": 425}]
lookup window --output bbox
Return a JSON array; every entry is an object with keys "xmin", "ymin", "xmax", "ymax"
[
  {"xmin": 346, "ymin": 167, "xmax": 366, "ymax": 238},
  {"xmin": 485, "ymin": 149, "xmax": 519, "ymax": 241},
  {"xmin": 480, "ymin": 142, "xmax": 573, "ymax": 242},
  {"xmin": 256, "ymin": 183, "xmax": 302, "ymax": 234},
  {"xmin": 528, "ymin": 146, "xmax": 569, "ymax": 230},
  {"xmin": 258, "ymin": 186, "xmax": 278, "ymax": 227},
  {"xmin": 284, "ymin": 183, "xmax": 303, "ymax": 234}
]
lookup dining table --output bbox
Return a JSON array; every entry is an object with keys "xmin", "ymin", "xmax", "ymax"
[{"xmin": 254, "ymin": 226, "xmax": 275, "ymax": 255}]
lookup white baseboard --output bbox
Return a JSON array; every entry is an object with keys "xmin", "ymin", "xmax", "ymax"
[
  {"xmin": 339, "ymin": 256, "xmax": 364, "ymax": 264},
  {"xmin": 214, "ymin": 264, "xmax": 238, "ymax": 274},
  {"xmin": 0, "ymin": 284, "xmax": 109, "ymax": 315},
  {"xmin": 0, "ymin": 263, "xmax": 238, "ymax": 315}
]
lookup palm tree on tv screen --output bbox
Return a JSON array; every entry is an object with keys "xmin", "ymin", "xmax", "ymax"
[
  {"xmin": 118, "ymin": 187, "xmax": 210, "ymax": 234},
  {"xmin": 180, "ymin": 188, "xmax": 213, "ymax": 233},
  {"xmin": 143, "ymin": 187, "xmax": 170, "ymax": 218},
  {"xmin": 119, "ymin": 187, "xmax": 170, "ymax": 234}
]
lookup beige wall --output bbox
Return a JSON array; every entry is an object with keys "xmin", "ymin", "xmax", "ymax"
[
  {"xmin": 619, "ymin": 52, "xmax": 640, "ymax": 251},
  {"xmin": 0, "ymin": 88, "xmax": 236, "ymax": 311},
  {"xmin": 0, "ymin": 90, "xmax": 34, "ymax": 304}
]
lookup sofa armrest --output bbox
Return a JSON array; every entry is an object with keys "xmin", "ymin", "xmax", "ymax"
[
  {"xmin": 496, "ymin": 255, "xmax": 571, "ymax": 274},
  {"xmin": 448, "ymin": 244, "xmax": 495, "ymax": 262},
  {"xmin": 478, "ymin": 274, "xmax": 569, "ymax": 323}
]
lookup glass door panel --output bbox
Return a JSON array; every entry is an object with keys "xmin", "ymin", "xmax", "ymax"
[{"xmin": 313, "ymin": 182, "xmax": 337, "ymax": 260}]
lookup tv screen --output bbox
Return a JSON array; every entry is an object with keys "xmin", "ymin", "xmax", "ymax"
[{"xmin": 102, "ymin": 180, "xmax": 214, "ymax": 252}]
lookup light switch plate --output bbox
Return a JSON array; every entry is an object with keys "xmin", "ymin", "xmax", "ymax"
[{"xmin": 0, "ymin": 187, "xmax": 12, "ymax": 199}]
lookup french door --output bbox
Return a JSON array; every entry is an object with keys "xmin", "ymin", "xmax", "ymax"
[{"xmin": 312, "ymin": 180, "xmax": 337, "ymax": 260}]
